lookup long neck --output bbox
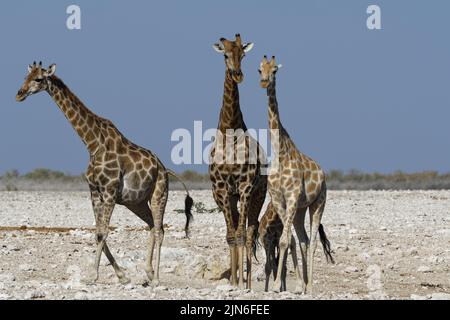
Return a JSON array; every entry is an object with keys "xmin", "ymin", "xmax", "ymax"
[
  {"xmin": 217, "ymin": 70, "xmax": 246, "ymax": 133},
  {"xmin": 267, "ymin": 78, "xmax": 283, "ymax": 135},
  {"xmin": 46, "ymin": 76, "xmax": 102, "ymax": 154}
]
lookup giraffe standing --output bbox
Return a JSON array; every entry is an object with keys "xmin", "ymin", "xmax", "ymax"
[
  {"xmin": 258, "ymin": 202, "xmax": 302, "ymax": 292},
  {"xmin": 16, "ymin": 62, "xmax": 193, "ymax": 286},
  {"xmin": 209, "ymin": 34, "xmax": 267, "ymax": 289},
  {"xmin": 258, "ymin": 56, "xmax": 334, "ymax": 294}
]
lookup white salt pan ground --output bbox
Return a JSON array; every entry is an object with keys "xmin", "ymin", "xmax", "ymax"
[{"xmin": 0, "ymin": 190, "xmax": 449, "ymax": 300}]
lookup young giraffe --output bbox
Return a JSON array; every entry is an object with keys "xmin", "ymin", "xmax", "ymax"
[
  {"xmin": 259, "ymin": 56, "xmax": 334, "ymax": 294},
  {"xmin": 258, "ymin": 202, "xmax": 302, "ymax": 292},
  {"xmin": 259, "ymin": 201, "xmax": 335, "ymax": 292},
  {"xmin": 210, "ymin": 34, "xmax": 267, "ymax": 289},
  {"xmin": 16, "ymin": 62, "xmax": 193, "ymax": 286}
]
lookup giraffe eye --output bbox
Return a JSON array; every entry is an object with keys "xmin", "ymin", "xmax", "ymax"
[
  {"xmin": 35, "ymin": 78, "xmax": 43, "ymax": 83},
  {"xmin": 258, "ymin": 70, "xmax": 262, "ymax": 74}
]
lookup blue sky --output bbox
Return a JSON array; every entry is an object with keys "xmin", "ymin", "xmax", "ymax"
[{"xmin": 1, "ymin": 0, "xmax": 449, "ymax": 175}]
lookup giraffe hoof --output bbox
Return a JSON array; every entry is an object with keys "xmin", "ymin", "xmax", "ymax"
[
  {"xmin": 152, "ymin": 279, "xmax": 160, "ymax": 287},
  {"xmin": 145, "ymin": 270, "xmax": 155, "ymax": 282},
  {"xmin": 270, "ymin": 287, "xmax": 281, "ymax": 293},
  {"xmin": 82, "ymin": 273, "xmax": 98, "ymax": 286},
  {"xmin": 118, "ymin": 276, "xmax": 131, "ymax": 285},
  {"xmin": 294, "ymin": 285, "xmax": 304, "ymax": 295},
  {"xmin": 270, "ymin": 283, "xmax": 281, "ymax": 293}
]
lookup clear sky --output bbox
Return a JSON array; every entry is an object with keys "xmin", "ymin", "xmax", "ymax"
[{"xmin": 1, "ymin": 0, "xmax": 449, "ymax": 175}]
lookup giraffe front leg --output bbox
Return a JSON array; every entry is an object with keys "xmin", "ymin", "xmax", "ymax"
[
  {"xmin": 103, "ymin": 243, "xmax": 130, "ymax": 285},
  {"xmin": 88, "ymin": 187, "xmax": 129, "ymax": 285},
  {"xmin": 237, "ymin": 192, "xmax": 252, "ymax": 290},
  {"xmin": 85, "ymin": 201, "xmax": 115, "ymax": 285},
  {"xmin": 221, "ymin": 195, "xmax": 238, "ymax": 287}
]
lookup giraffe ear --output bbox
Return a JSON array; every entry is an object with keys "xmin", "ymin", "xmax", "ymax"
[
  {"xmin": 277, "ymin": 64, "xmax": 283, "ymax": 69},
  {"xmin": 243, "ymin": 42, "xmax": 254, "ymax": 53},
  {"xmin": 213, "ymin": 43, "xmax": 225, "ymax": 53},
  {"xmin": 28, "ymin": 65, "xmax": 33, "ymax": 73},
  {"xmin": 46, "ymin": 64, "xmax": 56, "ymax": 77}
]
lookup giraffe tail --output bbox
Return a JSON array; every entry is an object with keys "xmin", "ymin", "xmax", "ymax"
[
  {"xmin": 252, "ymin": 221, "xmax": 260, "ymax": 262},
  {"xmin": 167, "ymin": 169, "xmax": 194, "ymax": 238},
  {"xmin": 319, "ymin": 224, "xmax": 335, "ymax": 264}
]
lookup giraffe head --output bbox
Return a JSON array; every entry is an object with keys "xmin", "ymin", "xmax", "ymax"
[
  {"xmin": 212, "ymin": 34, "xmax": 254, "ymax": 83},
  {"xmin": 16, "ymin": 62, "xmax": 56, "ymax": 102},
  {"xmin": 258, "ymin": 56, "xmax": 282, "ymax": 88}
]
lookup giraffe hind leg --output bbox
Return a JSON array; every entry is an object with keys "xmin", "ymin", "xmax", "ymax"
[
  {"xmin": 126, "ymin": 202, "xmax": 155, "ymax": 283},
  {"xmin": 293, "ymin": 207, "xmax": 308, "ymax": 293},
  {"xmin": 306, "ymin": 194, "xmax": 326, "ymax": 295},
  {"xmin": 149, "ymin": 173, "xmax": 168, "ymax": 286}
]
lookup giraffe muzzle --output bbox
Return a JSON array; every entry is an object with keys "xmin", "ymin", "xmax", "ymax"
[
  {"xmin": 16, "ymin": 90, "xmax": 27, "ymax": 102},
  {"xmin": 260, "ymin": 80, "xmax": 269, "ymax": 88}
]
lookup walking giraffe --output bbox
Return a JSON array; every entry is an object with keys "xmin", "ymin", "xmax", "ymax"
[
  {"xmin": 16, "ymin": 62, "xmax": 193, "ymax": 286},
  {"xmin": 209, "ymin": 34, "xmax": 267, "ymax": 289},
  {"xmin": 258, "ymin": 56, "xmax": 334, "ymax": 294}
]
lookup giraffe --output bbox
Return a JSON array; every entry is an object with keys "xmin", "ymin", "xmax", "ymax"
[
  {"xmin": 209, "ymin": 34, "xmax": 268, "ymax": 289},
  {"xmin": 16, "ymin": 62, "xmax": 194, "ymax": 286},
  {"xmin": 258, "ymin": 56, "xmax": 334, "ymax": 294},
  {"xmin": 258, "ymin": 202, "xmax": 302, "ymax": 292}
]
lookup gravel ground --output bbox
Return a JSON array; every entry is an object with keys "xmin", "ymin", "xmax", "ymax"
[{"xmin": 0, "ymin": 190, "xmax": 449, "ymax": 300}]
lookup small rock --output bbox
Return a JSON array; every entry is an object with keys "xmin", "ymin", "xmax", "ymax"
[
  {"xmin": 6, "ymin": 244, "xmax": 21, "ymax": 252},
  {"xmin": 372, "ymin": 248, "xmax": 384, "ymax": 256},
  {"xmin": 205, "ymin": 255, "xmax": 229, "ymax": 280},
  {"xmin": 427, "ymin": 256, "xmax": 443, "ymax": 264},
  {"xmin": 359, "ymin": 252, "xmax": 371, "ymax": 261},
  {"xmin": 216, "ymin": 284, "xmax": 235, "ymax": 292},
  {"xmin": 19, "ymin": 264, "xmax": 33, "ymax": 272},
  {"xmin": 124, "ymin": 284, "xmax": 136, "ymax": 290},
  {"xmin": 410, "ymin": 294, "xmax": 427, "ymax": 300},
  {"xmin": 24, "ymin": 290, "xmax": 46, "ymax": 300},
  {"xmin": 344, "ymin": 266, "xmax": 359, "ymax": 273},
  {"xmin": 73, "ymin": 292, "xmax": 88, "ymax": 300},
  {"xmin": 0, "ymin": 293, "xmax": 10, "ymax": 300},
  {"xmin": 217, "ymin": 278, "xmax": 229, "ymax": 285},
  {"xmin": 0, "ymin": 273, "xmax": 16, "ymax": 282},
  {"xmin": 429, "ymin": 293, "xmax": 450, "ymax": 300},
  {"xmin": 417, "ymin": 266, "xmax": 432, "ymax": 273},
  {"xmin": 379, "ymin": 226, "xmax": 387, "ymax": 231},
  {"xmin": 198, "ymin": 289, "xmax": 212, "ymax": 296},
  {"xmin": 349, "ymin": 229, "xmax": 358, "ymax": 235},
  {"xmin": 154, "ymin": 286, "xmax": 168, "ymax": 292}
]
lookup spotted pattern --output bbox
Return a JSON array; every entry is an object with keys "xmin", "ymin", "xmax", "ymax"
[
  {"xmin": 209, "ymin": 35, "xmax": 267, "ymax": 290},
  {"xmin": 16, "ymin": 64, "xmax": 191, "ymax": 286},
  {"xmin": 260, "ymin": 56, "xmax": 329, "ymax": 294}
]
